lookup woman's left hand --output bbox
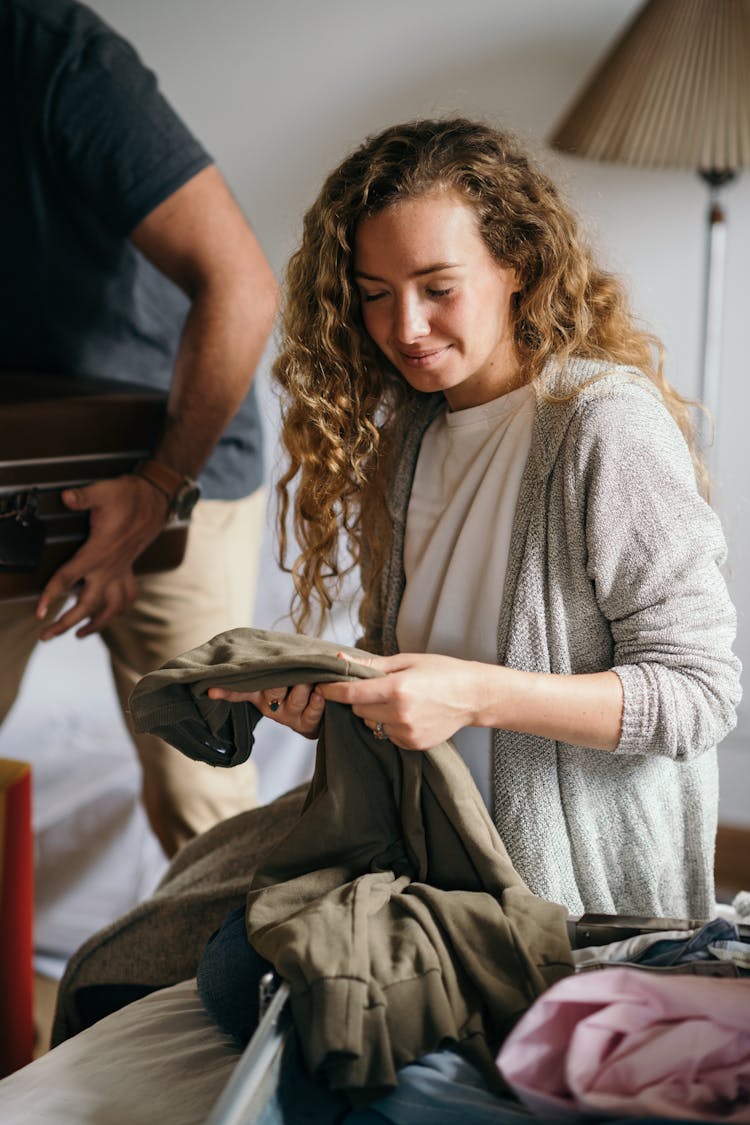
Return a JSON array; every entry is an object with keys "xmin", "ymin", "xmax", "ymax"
[{"xmin": 317, "ymin": 652, "xmax": 483, "ymax": 750}]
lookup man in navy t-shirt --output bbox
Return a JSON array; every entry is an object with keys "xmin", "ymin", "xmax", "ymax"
[{"xmin": 0, "ymin": 0, "xmax": 278, "ymax": 856}]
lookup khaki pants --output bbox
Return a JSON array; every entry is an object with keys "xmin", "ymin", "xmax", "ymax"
[{"xmin": 0, "ymin": 489, "xmax": 265, "ymax": 857}]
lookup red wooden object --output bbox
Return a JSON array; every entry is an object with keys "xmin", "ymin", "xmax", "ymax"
[{"xmin": 0, "ymin": 759, "xmax": 34, "ymax": 1077}]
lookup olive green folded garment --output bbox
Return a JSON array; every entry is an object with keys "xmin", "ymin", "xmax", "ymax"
[
  {"xmin": 129, "ymin": 626, "xmax": 372, "ymax": 766},
  {"xmin": 130, "ymin": 626, "xmax": 574, "ymax": 1103}
]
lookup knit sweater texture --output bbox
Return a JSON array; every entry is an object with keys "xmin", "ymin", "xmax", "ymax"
[{"xmin": 368, "ymin": 357, "xmax": 742, "ymax": 918}]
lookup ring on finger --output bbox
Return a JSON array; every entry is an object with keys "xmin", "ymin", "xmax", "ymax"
[{"xmin": 373, "ymin": 721, "xmax": 387, "ymax": 741}]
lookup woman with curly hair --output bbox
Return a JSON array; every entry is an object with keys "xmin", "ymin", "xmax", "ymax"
[{"xmin": 212, "ymin": 117, "xmax": 741, "ymax": 918}]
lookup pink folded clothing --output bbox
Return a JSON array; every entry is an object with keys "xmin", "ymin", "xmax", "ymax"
[{"xmin": 496, "ymin": 966, "xmax": 750, "ymax": 1122}]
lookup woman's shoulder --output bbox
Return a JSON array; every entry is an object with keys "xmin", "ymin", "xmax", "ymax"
[
  {"xmin": 532, "ymin": 355, "xmax": 693, "ymax": 478},
  {"xmin": 535, "ymin": 355, "xmax": 674, "ymax": 437},
  {"xmin": 535, "ymin": 355, "xmax": 659, "ymax": 404}
]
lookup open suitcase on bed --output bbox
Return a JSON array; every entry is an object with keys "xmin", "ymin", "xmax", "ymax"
[
  {"xmin": 0, "ymin": 372, "xmax": 189, "ymax": 601},
  {"xmin": 205, "ymin": 911, "xmax": 750, "ymax": 1124}
]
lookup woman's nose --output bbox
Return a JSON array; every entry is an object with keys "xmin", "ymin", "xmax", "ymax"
[{"xmin": 393, "ymin": 295, "xmax": 430, "ymax": 343}]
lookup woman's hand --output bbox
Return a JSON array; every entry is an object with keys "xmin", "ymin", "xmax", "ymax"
[
  {"xmin": 318, "ymin": 651, "xmax": 624, "ymax": 753},
  {"xmin": 207, "ymin": 682, "xmax": 325, "ymax": 740},
  {"xmin": 317, "ymin": 652, "xmax": 483, "ymax": 750}
]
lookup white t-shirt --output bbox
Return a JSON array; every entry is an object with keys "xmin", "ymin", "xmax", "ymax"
[{"xmin": 396, "ymin": 383, "xmax": 534, "ymax": 807}]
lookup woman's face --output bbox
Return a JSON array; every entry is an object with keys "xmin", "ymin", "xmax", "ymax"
[{"xmin": 353, "ymin": 190, "xmax": 521, "ymax": 411}]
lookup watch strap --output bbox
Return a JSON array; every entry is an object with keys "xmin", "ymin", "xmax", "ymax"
[{"xmin": 133, "ymin": 459, "xmax": 193, "ymax": 505}]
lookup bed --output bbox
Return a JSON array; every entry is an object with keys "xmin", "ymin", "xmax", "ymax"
[
  {"xmin": 2, "ymin": 639, "xmax": 748, "ymax": 1124},
  {"xmin": 1, "ymin": 774, "xmax": 748, "ymax": 1125}
]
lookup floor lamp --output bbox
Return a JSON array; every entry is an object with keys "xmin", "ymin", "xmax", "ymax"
[{"xmin": 547, "ymin": 0, "xmax": 750, "ymax": 462}]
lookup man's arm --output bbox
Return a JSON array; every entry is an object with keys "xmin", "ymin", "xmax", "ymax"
[
  {"xmin": 36, "ymin": 165, "xmax": 278, "ymax": 639},
  {"xmin": 130, "ymin": 164, "xmax": 278, "ymax": 477}
]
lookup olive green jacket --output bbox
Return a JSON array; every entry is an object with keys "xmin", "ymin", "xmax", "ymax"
[{"xmin": 128, "ymin": 627, "xmax": 573, "ymax": 1097}]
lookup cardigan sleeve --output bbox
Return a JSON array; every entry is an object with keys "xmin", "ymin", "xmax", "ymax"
[{"xmin": 574, "ymin": 385, "xmax": 742, "ymax": 760}]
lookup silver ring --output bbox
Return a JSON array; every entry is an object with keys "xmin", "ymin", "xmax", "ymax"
[{"xmin": 373, "ymin": 721, "xmax": 387, "ymax": 740}]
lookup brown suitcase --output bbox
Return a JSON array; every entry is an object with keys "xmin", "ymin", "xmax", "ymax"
[{"xmin": 0, "ymin": 372, "xmax": 189, "ymax": 602}]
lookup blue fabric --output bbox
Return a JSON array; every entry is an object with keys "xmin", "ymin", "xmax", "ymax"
[
  {"xmin": 343, "ymin": 1049, "xmax": 534, "ymax": 1124},
  {"xmin": 196, "ymin": 904, "xmax": 272, "ymax": 1045},
  {"xmin": 198, "ymin": 905, "xmax": 347, "ymax": 1123},
  {"xmin": 256, "ymin": 1030, "xmax": 348, "ymax": 1125},
  {"xmin": 632, "ymin": 917, "xmax": 738, "ymax": 967}
]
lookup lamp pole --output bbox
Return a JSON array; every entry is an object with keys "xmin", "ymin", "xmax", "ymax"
[{"xmin": 698, "ymin": 169, "xmax": 734, "ymax": 463}]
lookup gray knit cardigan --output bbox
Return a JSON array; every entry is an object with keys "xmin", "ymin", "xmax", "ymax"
[{"xmin": 368, "ymin": 357, "xmax": 742, "ymax": 919}]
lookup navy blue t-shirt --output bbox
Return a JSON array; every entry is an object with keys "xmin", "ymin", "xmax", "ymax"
[{"xmin": 0, "ymin": 0, "xmax": 263, "ymax": 499}]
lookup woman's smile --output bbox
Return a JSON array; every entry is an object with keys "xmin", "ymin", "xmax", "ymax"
[{"xmin": 398, "ymin": 344, "xmax": 452, "ymax": 367}]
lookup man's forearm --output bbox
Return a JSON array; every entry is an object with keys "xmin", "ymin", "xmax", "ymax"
[
  {"xmin": 153, "ymin": 275, "xmax": 277, "ymax": 478},
  {"xmin": 128, "ymin": 164, "xmax": 279, "ymax": 479}
]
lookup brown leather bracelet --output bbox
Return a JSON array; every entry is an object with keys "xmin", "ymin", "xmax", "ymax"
[
  {"xmin": 132, "ymin": 459, "xmax": 201, "ymax": 522},
  {"xmin": 132, "ymin": 459, "xmax": 185, "ymax": 502}
]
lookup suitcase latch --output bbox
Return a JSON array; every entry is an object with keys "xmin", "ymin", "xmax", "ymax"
[{"xmin": 0, "ymin": 490, "xmax": 46, "ymax": 572}]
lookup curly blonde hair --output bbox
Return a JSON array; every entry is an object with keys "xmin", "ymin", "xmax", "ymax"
[{"xmin": 273, "ymin": 117, "xmax": 704, "ymax": 634}]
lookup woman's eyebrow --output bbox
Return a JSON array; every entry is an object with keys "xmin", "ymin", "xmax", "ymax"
[{"xmin": 354, "ymin": 262, "xmax": 463, "ymax": 281}]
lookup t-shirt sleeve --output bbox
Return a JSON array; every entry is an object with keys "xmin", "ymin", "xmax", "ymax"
[{"xmin": 46, "ymin": 29, "xmax": 213, "ymax": 235}]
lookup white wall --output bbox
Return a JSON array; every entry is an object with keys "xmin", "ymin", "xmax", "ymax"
[{"xmin": 6, "ymin": 0, "xmax": 749, "ymax": 822}]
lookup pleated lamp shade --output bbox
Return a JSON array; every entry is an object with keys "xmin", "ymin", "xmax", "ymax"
[{"xmin": 548, "ymin": 0, "xmax": 750, "ymax": 175}]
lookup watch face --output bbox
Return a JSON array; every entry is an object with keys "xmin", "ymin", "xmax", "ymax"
[{"xmin": 173, "ymin": 483, "xmax": 201, "ymax": 521}]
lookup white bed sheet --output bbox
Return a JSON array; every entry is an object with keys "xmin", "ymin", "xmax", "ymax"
[{"xmin": 0, "ymin": 980, "xmax": 241, "ymax": 1125}]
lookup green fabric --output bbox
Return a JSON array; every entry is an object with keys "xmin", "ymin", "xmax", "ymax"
[
  {"xmin": 129, "ymin": 627, "xmax": 573, "ymax": 1098},
  {"xmin": 130, "ymin": 628, "xmax": 373, "ymax": 765}
]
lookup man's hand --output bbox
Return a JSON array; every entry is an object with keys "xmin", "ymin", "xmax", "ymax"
[{"xmin": 35, "ymin": 475, "xmax": 169, "ymax": 640}]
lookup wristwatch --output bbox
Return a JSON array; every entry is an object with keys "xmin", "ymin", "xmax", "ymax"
[{"xmin": 132, "ymin": 459, "xmax": 202, "ymax": 522}]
